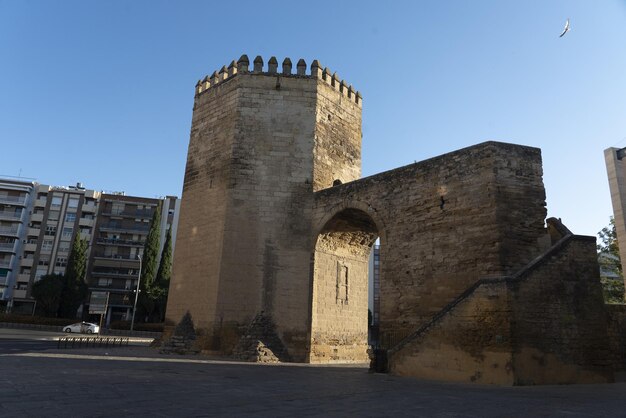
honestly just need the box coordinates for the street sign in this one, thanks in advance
[89,291,109,314]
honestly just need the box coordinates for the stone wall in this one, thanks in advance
[310,209,375,363]
[167,57,363,361]
[168,56,613,382]
[166,74,240,333]
[388,280,513,384]
[387,235,614,385]
[313,81,362,191]
[510,236,613,384]
[313,142,547,338]
[605,304,626,371]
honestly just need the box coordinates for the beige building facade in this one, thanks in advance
[0,178,35,310]
[604,147,626,294]
[10,183,100,314]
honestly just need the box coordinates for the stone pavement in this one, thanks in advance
[0,345,625,417]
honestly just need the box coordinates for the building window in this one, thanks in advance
[68,198,79,208]
[61,227,73,239]
[35,268,48,281]
[45,226,57,236]
[42,240,53,251]
[65,213,76,222]
[98,278,113,287]
[55,257,67,267]
[336,263,349,305]
[51,196,62,206]
[38,255,50,266]
[58,241,70,253]
[48,211,60,221]
[111,202,125,215]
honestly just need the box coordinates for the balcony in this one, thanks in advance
[0,195,27,206]
[12,289,27,299]
[99,224,149,234]
[27,227,40,237]
[34,199,46,207]
[102,209,153,219]
[91,270,136,279]
[0,226,19,236]
[82,203,97,213]
[96,237,144,247]
[79,218,95,227]
[0,242,16,252]
[0,276,9,286]
[92,257,139,269]
[89,283,134,293]
[93,253,138,261]
[20,258,33,268]
[0,211,22,221]
[30,213,44,222]
[0,259,12,268]
[23,243,37,252]
[17,273,30,283]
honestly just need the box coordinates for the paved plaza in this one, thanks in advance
[0,330,625,417]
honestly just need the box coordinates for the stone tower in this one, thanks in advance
[167,55,618,383]
[166,55,363,361]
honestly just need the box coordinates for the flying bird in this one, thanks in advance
[559,18,570,37]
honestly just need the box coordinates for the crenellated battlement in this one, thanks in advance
[195,55,362,106]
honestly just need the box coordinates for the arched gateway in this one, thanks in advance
[166,55,617,385]
[310,206,381,363]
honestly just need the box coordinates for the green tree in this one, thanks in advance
[138,203,162,321]
[155,227,173,288]
[152,227,173,321]
[31,274,64,317]
[597,217,625,303]
[58,234,89,318]
[141,203,162,290]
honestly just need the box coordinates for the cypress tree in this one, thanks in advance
[58,234,88,318]
[65,233,88,283]
[141,203,162,290]
[153,227,173,321]
[155,227,172,287]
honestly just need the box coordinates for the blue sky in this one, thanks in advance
[1,0,625,236]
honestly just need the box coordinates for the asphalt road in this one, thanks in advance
[0,329,625,417]
[0,329,63,354]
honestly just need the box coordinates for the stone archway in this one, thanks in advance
[309,208,379,363]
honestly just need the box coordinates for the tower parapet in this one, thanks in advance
[194,54,362,107]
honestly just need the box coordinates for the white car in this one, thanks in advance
[63,322,100,334]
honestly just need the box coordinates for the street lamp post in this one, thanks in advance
[130,254,142,333]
